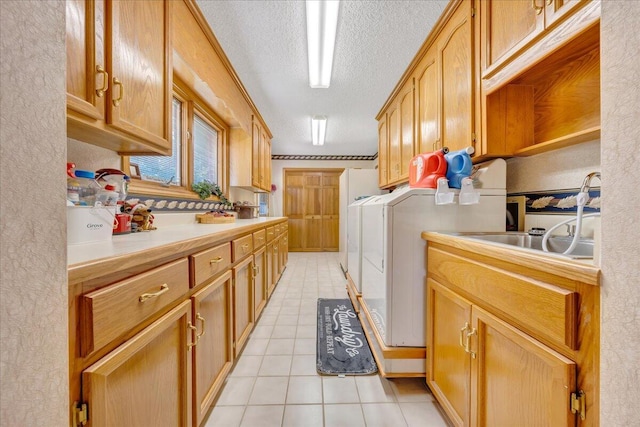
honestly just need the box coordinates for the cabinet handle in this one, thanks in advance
[210,256,223,264]
[531,0,543,15]
[546,0,553,5]
[112,77,124,107]
[138,284,169,303]
[242,243,250,253]
[253,265,260,277]
[95,65,108,97]
[465,327,477,359]
[196,313,205,340]
[459,323,468,348]
[187,321,198,349]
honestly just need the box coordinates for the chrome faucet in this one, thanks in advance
[580,172,601,194]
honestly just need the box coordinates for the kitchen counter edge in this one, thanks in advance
[68,217,288,285]
[421,231,600,286]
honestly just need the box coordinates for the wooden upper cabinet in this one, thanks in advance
[231,117,271,192]
[66,0,105,121]
[480,0,589,77]
[387,102,401,184]
[438,1,475,154]
[251,121,262,189]
[67,0,172,155]
[384,80,414,186]
[377,116,388,188]
[416,46,439,154]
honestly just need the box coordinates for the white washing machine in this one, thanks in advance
[346,196,373,293]
[360,159,506,354]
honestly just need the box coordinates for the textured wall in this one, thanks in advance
[0,1,68,425]
[506,140,601,193]
[600,2,640,425]
[68,137,121,172]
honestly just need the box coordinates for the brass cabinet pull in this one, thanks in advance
[465,327,477,359]
[196,313,205,340]
[252,265,260,277]
[112,77,124,106]
[187,321,198,349]
[210,256,223,264]
[459,323,468,348]
[138,284,169,303]
[532,0,543,15]
[547,0,553,5]
[95,65,108,97]
[242,243,249,253]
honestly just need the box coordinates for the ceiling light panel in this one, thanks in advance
[306,0,339,88]
[312,116,327,146]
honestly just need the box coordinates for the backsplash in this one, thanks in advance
[511,189,601,214]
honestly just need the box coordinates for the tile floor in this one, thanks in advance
[204,252,449,427]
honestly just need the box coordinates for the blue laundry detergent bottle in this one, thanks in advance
[444,147,474,189]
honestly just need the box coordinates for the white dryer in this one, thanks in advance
[360,159,507,372]
[346,196,373,293]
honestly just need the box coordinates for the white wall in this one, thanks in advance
[0,1,68,425]
[270,159,376,216]
[600,3,640,424]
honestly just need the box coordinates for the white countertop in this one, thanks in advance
[68,217,285,267]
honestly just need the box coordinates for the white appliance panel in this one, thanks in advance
[346,196,373,292]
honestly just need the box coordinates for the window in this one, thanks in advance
[124,79,228,199]
[130,98,183,186]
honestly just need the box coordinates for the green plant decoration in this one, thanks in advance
[191,180,229,204]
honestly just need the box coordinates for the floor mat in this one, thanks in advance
[316,298,377,375]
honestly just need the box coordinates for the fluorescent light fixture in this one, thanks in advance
[306,0,339,88]
[311,116,327,146]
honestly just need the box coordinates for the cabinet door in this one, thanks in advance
[253,247,267,319]
[387,102,401,183]
[481,0,545,75]
[399,80,415,179]
[378,116,389,187]
[262,135,272,191]
[66,0,106,121]
[232,256,254,356]
[303,173,323,251]
[266,242,275,298]
[272,236,281,283]
[427,279,472,427]
[470,306,577,427]
[251,121,262,189]
[82,300,193,427]
[416,46,439,154]
[280,231,289,268]
[107,0,171,151]
[439,0,475,153]
[191,272,233,427]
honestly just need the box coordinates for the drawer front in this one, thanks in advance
[280,222,288,233]
[265,226,275,243]
[427,247,579,350]
[191,242,231,287]
[253,229,266,249]
[80,258,189,356]
[274,224,281,235]
[232,234,254,262]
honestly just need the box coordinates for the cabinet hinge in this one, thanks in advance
[570,390,586,420]
[73,401,88,426]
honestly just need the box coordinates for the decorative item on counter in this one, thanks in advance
[196,210,236,224]
[444,146,474,189]
[234,201,259,219]
[123,202,156,231]
[96,168,132,233]
[66,163,101,206]
[409,147,448,189]
[191,180,230,205]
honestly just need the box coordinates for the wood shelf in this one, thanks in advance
[515,126,601,157]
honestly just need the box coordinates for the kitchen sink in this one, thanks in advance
[457,232,594,259]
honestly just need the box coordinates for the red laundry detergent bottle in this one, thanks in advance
[409,147,449,189]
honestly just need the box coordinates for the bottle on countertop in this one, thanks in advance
[96,184,119,207]
[67,169,99,206]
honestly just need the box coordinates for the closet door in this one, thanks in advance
[303,173,323,251]
[321,173,340,251]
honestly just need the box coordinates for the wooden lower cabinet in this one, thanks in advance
[266,241,275,298]
[279,231,288,271]
[427,279,578,426]
[253,246,267,319]
[232,255,254,356]
[81,300,193,427]
[191,271,233,427]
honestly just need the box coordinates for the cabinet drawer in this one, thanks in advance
[232,234,254,262]
[191,242,231,287]
[265,226,275,243]
[253,229,266,249]
[80,258,189,356]
[427,247,579,349]
[274,224,281,235]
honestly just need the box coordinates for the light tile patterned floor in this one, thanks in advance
[204,252,449,427]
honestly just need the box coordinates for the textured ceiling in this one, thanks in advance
[196,0,448,156]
